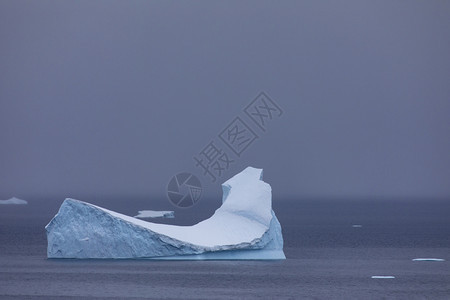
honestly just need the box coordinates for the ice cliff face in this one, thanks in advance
[46,167,285,259]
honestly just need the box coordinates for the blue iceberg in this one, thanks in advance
[45,167,285,260]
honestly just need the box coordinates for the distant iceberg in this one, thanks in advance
[412,258,445,262]
[46,167,285,260]
[0,197,28,205]
[134,210,175,219]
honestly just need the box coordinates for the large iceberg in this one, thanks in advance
[46,167,285,260]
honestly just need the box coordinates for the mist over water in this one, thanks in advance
[1,1,450,201]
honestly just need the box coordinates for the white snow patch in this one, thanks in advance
[0,197,28,205]
[134,210,174,219]
[100,167,272,248]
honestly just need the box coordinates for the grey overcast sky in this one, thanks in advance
[1,1,449,201]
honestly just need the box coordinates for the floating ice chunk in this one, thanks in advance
[371,276,395,279]
[0,197,28,205]
[46,167,285,260]
[134,210,174,219]
[412,258,445,262]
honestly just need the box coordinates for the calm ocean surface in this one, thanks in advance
[1,198,449,299]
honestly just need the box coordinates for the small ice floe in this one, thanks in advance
[0,197,28,205]
[80,237,89,242]
[352,225,362,228]
[412,258,445,262]
[371,276,395,279]
[134,210,175,219]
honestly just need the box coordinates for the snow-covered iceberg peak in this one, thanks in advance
[46,167,285,260]
[221,167,272,227]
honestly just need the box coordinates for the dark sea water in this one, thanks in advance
[1,198,449,299]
